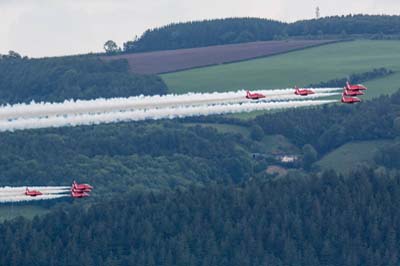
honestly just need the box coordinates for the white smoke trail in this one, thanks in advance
[0,89,341,120]
[0,186,70,196]
[0,186,70,191]
[0,194,68,203]
[0,187,70,202]
[0,99,337,132]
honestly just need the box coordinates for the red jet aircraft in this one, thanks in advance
[71,181,92,198]
[294,86,315,96]
[25,187,43,197]
[346,81,367,91]
[341,94,361,104]
[343,89,364,97]
[72,181,93,192]
[246,90,266,100]
[71,191,90,198]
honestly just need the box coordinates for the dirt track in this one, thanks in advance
[101,40,336,74]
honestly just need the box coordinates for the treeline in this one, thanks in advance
[122,15,400,53]
[1,167,400,266]
[254,90,400,156]
[288,14,400,36]
[123,18,284,52]
[183,89,400,170]
[308,67,394,88]
[0,122,253,194]
[0,52,167,104]
[187,89,400,159]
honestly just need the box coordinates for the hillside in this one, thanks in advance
[3,11,400,266]
[0,122,254,194]
[102,40,334,74]
[162,40,400,98]
[0,90,398,198]
[122,15,400,53]
[123,17,286,53]
[0,54,167,104]
[1,47,400,266]
[315,140,392,173]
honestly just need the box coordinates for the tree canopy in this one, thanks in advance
[0,56,167,104]
[1,167,400,266]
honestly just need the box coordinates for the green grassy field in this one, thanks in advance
[315,140,391,174]
[162,40,400,99]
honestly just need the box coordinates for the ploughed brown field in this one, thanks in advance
[101,40,336,74]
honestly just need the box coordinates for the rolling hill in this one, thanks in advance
[122,15,400,53]
[315,140,392,174]
[161,40,400,99]
[102,40,334,74]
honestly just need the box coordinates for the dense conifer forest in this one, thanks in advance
[1,167,400,266]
